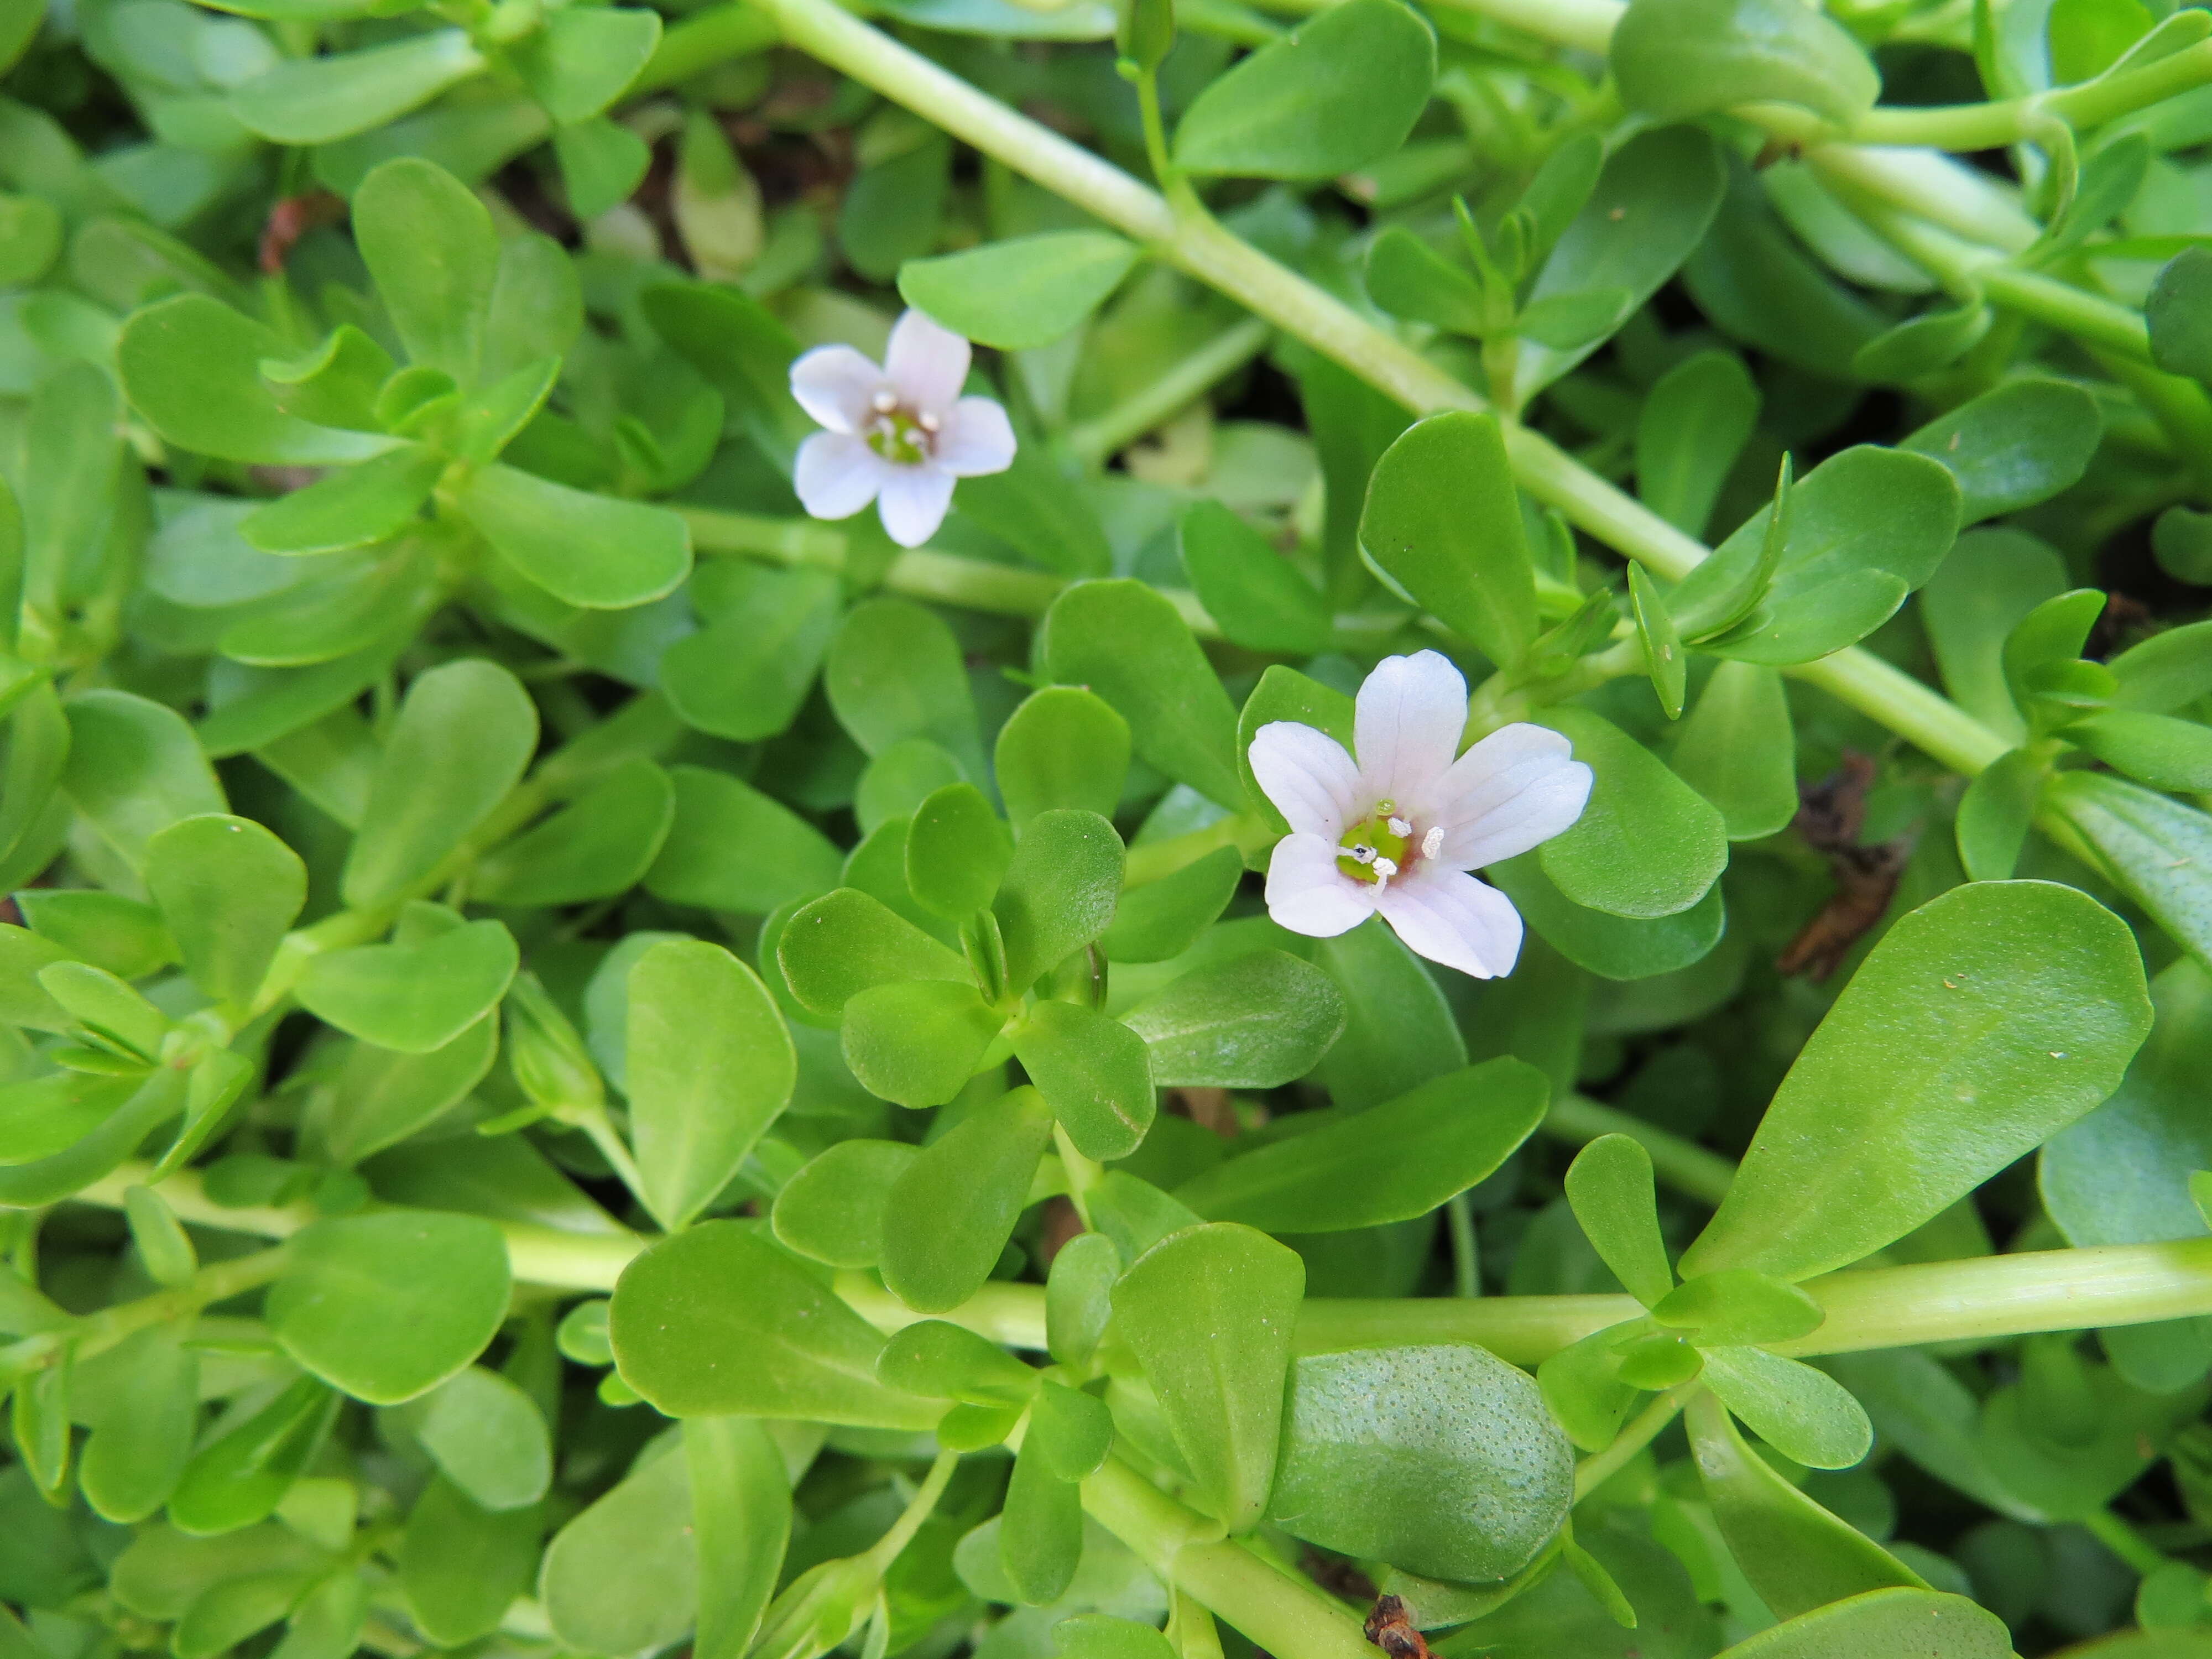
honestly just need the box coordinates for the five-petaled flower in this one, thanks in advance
[789,309,1016,549]
[1250,650,1594,979]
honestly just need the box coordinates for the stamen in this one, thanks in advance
[918,411,941,432]
[1421,826,1442,859]
[872,390,899,413]
[1349,844,1376,864]
[1387,816,1411,837]
[1372,856,1398,879]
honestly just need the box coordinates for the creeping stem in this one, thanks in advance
[65,1163,2212,1364]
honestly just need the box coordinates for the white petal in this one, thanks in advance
[1265,833,1376,938]
[1375,866,1524,979]
[794,431,890,521]
[933,397,1016,476]
[877,465,957,547]
[1248,720,1362,841]
[1355,650,1468,805]
[885,309,971,414]
[1416,722,1594,870]
[789,345,886,435]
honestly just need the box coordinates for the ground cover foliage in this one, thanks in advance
[4,0,2212,1653]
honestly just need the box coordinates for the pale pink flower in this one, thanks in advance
[1250,650,1593,979]
[788,309,1016,547]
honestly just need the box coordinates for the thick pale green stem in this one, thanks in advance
[1082,1458,1375,1659]
[65,1169,2212,1385]
[1573,1386,1691,1501]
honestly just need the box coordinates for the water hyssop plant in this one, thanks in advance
[6,0,2212,1655]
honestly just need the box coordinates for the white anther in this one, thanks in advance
[872,389,899,413]
[1348,844,1376,865]
[918,410,941,432]
[1387,816,1412,837]
[1372,856,1398,879]
[1422,826,1443,859]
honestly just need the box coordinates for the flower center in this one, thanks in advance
[1338,800,1420,887]
[864,390,938,465]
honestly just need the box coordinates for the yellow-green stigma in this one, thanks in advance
[1337,800,1411,885]
[865,392,937,465]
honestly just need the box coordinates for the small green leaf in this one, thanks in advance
[1563,1134,1672,1307]
[881,1087,1055,1312]
[995,687,1130,831]
[1955,748,2043,883]
[2149,246,2212,381]
[842,978,1004,1109]
[239,446,444,556]
[906,783,1013,921]
[296,917,519,1054]
[412,1366,551,1512]
[777,887,972,1018]
[1174,0,1434,180]
[771,1140,916,1269]
[144,815,306,1010]
[2067,708,2212,791]
[1682,881,2153,1283]
[1612,0,1879,127]
[900,232,1138,351]
[1177,1058,1545,1233]
[472,756,675,907]
[1636,351,1760,539]
[1358,412,1538,671]
[1898,378,2103,525]
[1177,500,1332,656]
[229,32,486,144]
[1627,565,1686,720]
[168,1375,339,1535]
[1268,1345,1572,1582]
[1653,1269,1823,1344]
[1364,227,1487,336]
[1719,1590,2012,1659]
[461,463,691,609]
[1112,1222,1303,1532]
[1011,999,1155,1161]
[1046,1231,1118,1373]
[628,938,795,1232]
[1042,581,1242,809]
[62,690,227,872]
[994,808,1123,994]
[539,1447,696,1657]
[1537,706,1728,919]
[1683,1390,1920,1620]
[1001,1432,1084,1604]
[508,4,659,123]
[686,1417,793,1659]
[877,1319,1037,1405]
[2048,771,2212,971]
[121,297,400,467]
[267,1212,511,1404]
[610,1221,942,1426]
[827,598,986,779]
[343,659,538,909]
[1100,846,1243,964]
[647,765,845,917]
[1122,950,1346,1088]
[1700,1347,1872,1470]
[661,565,841,743]
[1669,661,1798,842]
